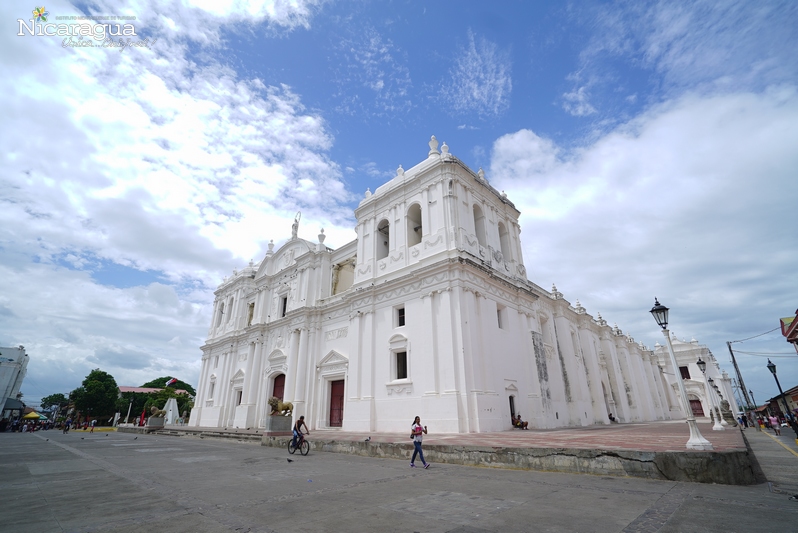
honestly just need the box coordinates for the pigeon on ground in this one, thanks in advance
[134,437,138,440]
[365,437,371,442]
[287,458,293,463]
[81,437,84,439]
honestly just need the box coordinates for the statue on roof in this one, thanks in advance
[291,211,301,239]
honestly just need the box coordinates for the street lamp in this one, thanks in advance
[697,357,723,431]
[767,359,798,441]
[649,299,713,450]
[749,389,761,431]
[708,378,728,427]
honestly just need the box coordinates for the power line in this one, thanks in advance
[729,326,780,344]
[733,350,797,355]
[733,352,798,358]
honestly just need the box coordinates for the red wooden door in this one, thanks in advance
[329,380,345,427]
[273,374,285,400]
[689,399,704,417]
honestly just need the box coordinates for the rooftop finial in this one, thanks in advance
[397,165,404,176]
[428,135,440,156]
[441,141,449,155]
[291,211,301,239]
[478,167,485,180]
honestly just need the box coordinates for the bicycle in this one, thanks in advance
[288,432,310,456]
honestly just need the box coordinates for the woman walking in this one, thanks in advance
[410,416,429,469]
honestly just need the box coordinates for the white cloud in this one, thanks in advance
[0,0,352,396]
[491,87,798,391]
[440,30,512,118]
[333,26,413,118]
[562,86,597,116]
[562,1,798,124]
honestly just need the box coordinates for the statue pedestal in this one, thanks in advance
[146,417,164,428]
[264,415,292,432]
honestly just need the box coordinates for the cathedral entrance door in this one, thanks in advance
[329,380,344,427]
[689,399,704,417]
[273,374,285,400]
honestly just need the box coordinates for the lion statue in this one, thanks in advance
[267,396,293,416]
[150,406,166,418]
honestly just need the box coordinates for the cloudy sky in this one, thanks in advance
[2,1,796,411]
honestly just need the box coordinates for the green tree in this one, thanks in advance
[40,393,68,411]
[72,369,119,418]
[140,376,196,396]
[143,387,193,415]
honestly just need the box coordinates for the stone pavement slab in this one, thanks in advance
[741,427,798,497]
[2,429,796,532]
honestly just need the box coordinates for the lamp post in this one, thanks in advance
[710,382,729,426]
[649,299,713,450]
[767,359,798,441]
[709,378,729,427]
[697,358,724,431]
[748,389,760,431]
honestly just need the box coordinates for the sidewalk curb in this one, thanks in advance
[260,436,756,485]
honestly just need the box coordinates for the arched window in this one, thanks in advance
[498,221,510,261]
[216,301,225,327]
[473,204,486,248]
[406,203,422,247]
[376,219,390,260]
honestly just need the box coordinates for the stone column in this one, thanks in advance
[247,341,263,405]
[283,330,300,410]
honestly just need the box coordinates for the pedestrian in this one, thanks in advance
[768,415,781,436]
[90,419,96,433]
[410,416,429,469]
[64,417,71,434]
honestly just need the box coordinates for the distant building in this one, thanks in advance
[653,336,739,418]
[1,345,29,418]
[780,309,798,354]
[118,386,190,396]
[190,137,679,433]
[766,384,798,419]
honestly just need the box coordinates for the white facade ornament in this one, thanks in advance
[440,142,449,156]
[397,165,404,176]
[428,135,439,155]
[551,283,563,300]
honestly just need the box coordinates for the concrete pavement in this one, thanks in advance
[2,428,797,532]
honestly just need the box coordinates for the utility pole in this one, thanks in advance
[727,342,753,409]
[731,378,746,412]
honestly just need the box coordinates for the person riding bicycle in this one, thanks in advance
[292,415,309,448]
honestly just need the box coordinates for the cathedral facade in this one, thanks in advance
[189,137,680,433]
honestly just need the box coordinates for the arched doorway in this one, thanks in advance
[272,374,285,401]
[688,395,704,417]
[509,395,516,419]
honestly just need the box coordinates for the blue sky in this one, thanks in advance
[1,0,796,412]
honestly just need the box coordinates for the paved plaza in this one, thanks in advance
[1,425,797,532]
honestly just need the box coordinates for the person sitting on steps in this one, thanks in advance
[513,414,529,430]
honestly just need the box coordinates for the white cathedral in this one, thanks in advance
[189,136,683,433]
